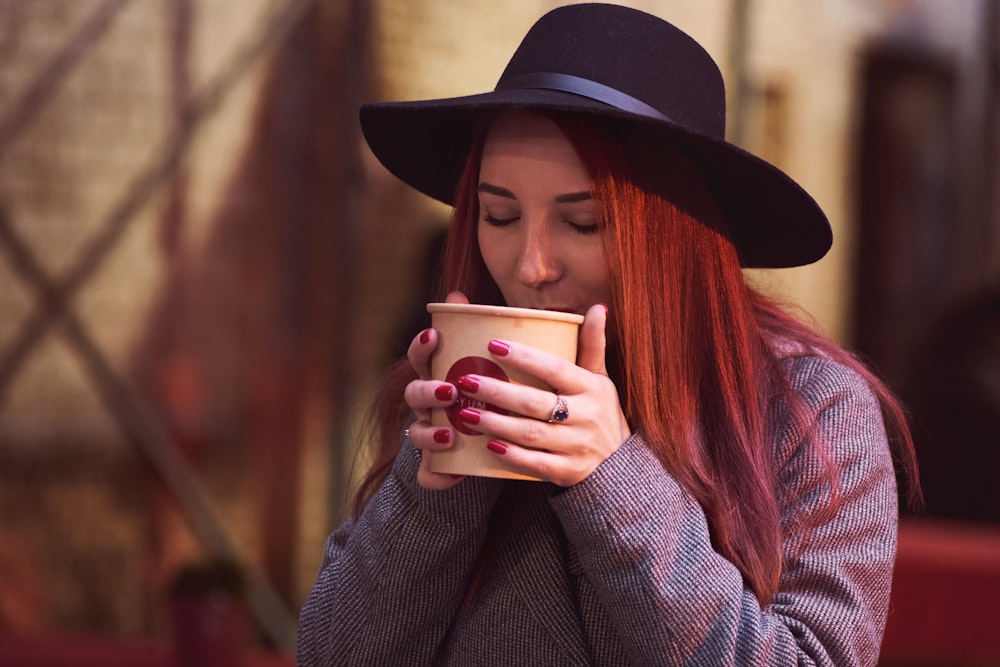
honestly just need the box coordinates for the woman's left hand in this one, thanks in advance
[455,303,631,487]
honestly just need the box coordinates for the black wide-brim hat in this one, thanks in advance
[360,2,832,268]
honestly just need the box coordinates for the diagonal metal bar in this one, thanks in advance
[0,0,316,404]
[0,194,297,648]
[0,0,320,648]
[0,0,130,161]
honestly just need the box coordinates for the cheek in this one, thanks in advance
[579,245,612,295]
[477,223,506,282]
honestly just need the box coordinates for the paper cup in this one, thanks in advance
[426,303,584,481]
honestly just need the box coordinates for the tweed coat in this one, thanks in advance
[296,347,899,666]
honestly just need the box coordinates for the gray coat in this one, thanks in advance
[296,350,899,666]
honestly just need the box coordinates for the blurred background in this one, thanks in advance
[0,0,997,665]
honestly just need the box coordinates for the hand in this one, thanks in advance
[404,290,469,490]
[452,303,631,487]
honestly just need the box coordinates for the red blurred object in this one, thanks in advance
[0,632,293,667]
[170,596,248,667]
[879,518,1000,666]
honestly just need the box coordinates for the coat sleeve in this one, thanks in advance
[549,355,899,666]
[295,442,503,666]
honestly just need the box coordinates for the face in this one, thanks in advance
[477,111,611,316]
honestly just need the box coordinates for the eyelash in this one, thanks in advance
[482,215,599,235]
[482,214,517,227]
[569,222,599,235]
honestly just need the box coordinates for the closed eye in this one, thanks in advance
[483,214,519,227]
[568,221,599,235]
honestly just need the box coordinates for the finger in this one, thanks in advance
[404,379,458,412]
[456,373,560,424]
[457,405,556,453]
[409,292,468,379]
[482,439,581,488]
[416,458,466,490]
[407,420,455,453]
[445,290,470,305]
[577,303,609,376]
[486,339,583,394]
[407,327,437,379]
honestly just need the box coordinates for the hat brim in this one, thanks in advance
[360,89,831,269]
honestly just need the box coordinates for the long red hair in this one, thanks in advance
[353,111,921,604]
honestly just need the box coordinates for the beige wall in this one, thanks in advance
[0,0,311,639]
[0,0,278,444]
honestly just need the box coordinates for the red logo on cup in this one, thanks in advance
[446,356,509,434]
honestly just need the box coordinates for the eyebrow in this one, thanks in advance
[478,182,592,204]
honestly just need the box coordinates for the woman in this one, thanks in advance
[298,4,921,665]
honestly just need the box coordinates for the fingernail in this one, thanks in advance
[450,474,465,480]
[459,408,481,424]
[487,440,508,455]
[419,329,431,344]
[456,375,479,393]
[434,385,454,401]
[433,428,451,444]
[488,340,510,357]
[600,303,608,317]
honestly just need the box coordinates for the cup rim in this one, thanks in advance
[426,302,585,324]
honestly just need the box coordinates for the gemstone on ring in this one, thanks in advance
[549,395,569,423]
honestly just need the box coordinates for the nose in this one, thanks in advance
[515,221,562,287]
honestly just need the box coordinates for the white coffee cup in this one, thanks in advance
[426,303,584,480]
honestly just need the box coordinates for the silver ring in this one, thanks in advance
[404,428,411,440]
[548,395,569,423]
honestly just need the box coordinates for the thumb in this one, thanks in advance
[577,303,609,375]
[445,290,470,305]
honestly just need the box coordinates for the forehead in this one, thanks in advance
[480,111,589,181]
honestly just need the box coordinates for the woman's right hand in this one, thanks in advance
[404,290,469,490]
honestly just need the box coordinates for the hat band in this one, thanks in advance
[499,72,670,123]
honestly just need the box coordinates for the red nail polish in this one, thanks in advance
[450,474,465,480]
[487,440,508,455]
[419,329,431,344]
[488,340,510,356]
[434,385,454,401]
[459,408,481,424]
[433,429,451,444]
[456,375,480,393]
[600,303,608,317]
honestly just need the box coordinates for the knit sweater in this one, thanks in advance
[296,352,899,666]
